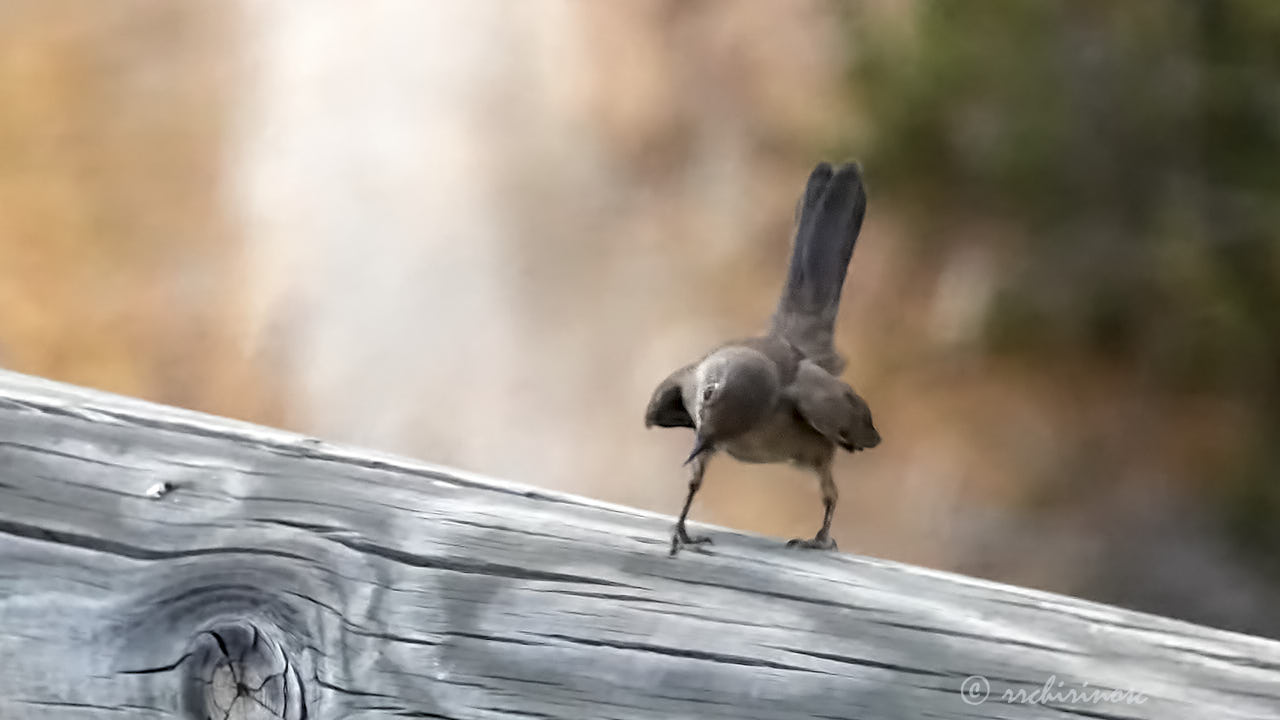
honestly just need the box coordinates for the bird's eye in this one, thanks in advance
[702,386,715,402]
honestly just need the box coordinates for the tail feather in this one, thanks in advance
[769,162,868,373]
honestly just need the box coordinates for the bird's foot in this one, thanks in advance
[786,533,838,551]
[669,525,713,557]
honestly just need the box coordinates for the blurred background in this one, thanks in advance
[2,0,1278,637]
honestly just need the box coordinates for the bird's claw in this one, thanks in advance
[669,527,714,557]
[786,534,838,551]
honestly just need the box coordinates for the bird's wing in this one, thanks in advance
[786,361,880,451]
[644,363,696,429]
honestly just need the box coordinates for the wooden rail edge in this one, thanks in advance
[0,369,1277,719]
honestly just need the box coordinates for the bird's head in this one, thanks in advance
[684,347,780,464]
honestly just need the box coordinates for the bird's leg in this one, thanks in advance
[670,454,714,557]
[787,464,839,551]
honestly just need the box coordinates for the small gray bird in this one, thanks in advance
[645,161,881,557]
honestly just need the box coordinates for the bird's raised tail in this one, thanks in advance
[768,161,868,374]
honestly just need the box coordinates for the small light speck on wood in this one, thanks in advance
[0,369,1278,719]
[144,481,173,500]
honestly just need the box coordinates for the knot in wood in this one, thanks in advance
[183,621,308,720]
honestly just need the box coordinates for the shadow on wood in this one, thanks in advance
[0,370,1278,719]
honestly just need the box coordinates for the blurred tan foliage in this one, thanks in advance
[0,0,282,423]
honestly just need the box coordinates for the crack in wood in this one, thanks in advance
[0,441,140,470]
[867,618,1085,656]
[537,632,834,675]
[0,518,316,565]
[660,574,888,615]
[772,645,953,678]
[333,536,633,588]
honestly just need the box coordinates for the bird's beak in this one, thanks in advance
[683,432,713,465]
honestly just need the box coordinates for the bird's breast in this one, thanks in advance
[721,403,832,466]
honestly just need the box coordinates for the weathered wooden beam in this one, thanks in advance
[0,369,1277,720]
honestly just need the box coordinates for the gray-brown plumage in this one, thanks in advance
[645,161,881,557]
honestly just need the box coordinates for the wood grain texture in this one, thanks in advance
[0,369,1277,720]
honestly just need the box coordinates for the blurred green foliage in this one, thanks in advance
[843,0,1280,566]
